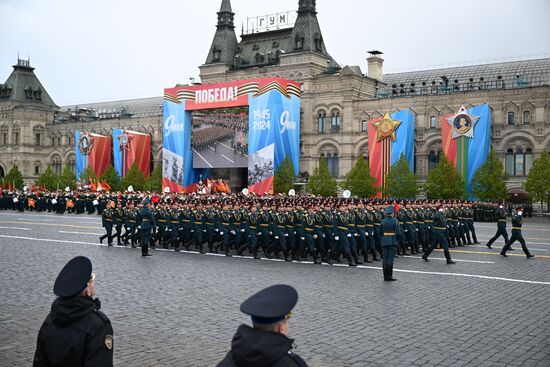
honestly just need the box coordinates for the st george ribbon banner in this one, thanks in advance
[367,109,415,197]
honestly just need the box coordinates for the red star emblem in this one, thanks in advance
[118,130,134,152]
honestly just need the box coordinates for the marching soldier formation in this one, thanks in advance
[2,188,533,273]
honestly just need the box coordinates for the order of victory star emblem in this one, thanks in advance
[373,112,401,142]
[447,105,479,139]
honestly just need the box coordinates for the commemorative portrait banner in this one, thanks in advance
[441,104,491,198]
[75,131,112,180]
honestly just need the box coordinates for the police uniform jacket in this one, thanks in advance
[217,325,307,367]
[33,296,113,367]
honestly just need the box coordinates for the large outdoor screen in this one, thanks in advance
[191,107,249,169]
[163,78,301,194]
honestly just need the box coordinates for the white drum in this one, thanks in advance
[51,199,58,205]
[13,198,19,203]
[93,200,99,206]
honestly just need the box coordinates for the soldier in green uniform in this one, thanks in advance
[501,207,534,258]
[333,203,356,267]
[486,204,509,249]
[422,205,456,264]
[113,201,125,246]
[99,200,115,246]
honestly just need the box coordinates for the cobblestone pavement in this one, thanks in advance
[1,211,549,367]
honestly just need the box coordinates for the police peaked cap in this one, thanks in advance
[53,256,93,298]
[240,284,298,325]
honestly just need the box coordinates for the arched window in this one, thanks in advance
[507,111,515,125]
[0,125,7,146]
[317,111,326,133]
[325,153,339,177]
[428,150,438,171]
[506,148,533,176]
[429,116,437,129]
[523,111,531,124]
[67,156,76,173]
[51,155,62,175]
[331,110,341,133]
[320,147,339,177]
[361,120,368,132]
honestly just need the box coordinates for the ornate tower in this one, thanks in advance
[204,0,239,65]
[289,0,331,57]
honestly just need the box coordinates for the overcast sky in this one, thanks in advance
[1,0,549,106]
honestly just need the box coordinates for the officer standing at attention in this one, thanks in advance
[501,207,535,258]
[139,198,154,257]
[33,256,113,367]
[381,206,399,281]
[217,284,307,367]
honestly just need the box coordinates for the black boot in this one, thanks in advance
[388,265,397,281]
[353,252,363,265]
[422,247,433,262]
[99,234,106,244]
[347,253,357,267]
[383,264,388,281]
[444,249,456,264]
[283,249,292,262]
[313,252,321,264]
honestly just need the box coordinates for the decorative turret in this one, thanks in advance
[204,0,239,65]
[289,0,332,60]
[0,58,57,107]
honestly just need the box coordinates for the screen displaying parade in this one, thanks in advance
[1,0,549,366]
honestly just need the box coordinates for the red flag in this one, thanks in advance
[8,181,12,191]
[102,180,111,191]
[90,179,97,191]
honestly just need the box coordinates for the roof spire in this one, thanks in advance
[298,0,316,14]
[219,0,232,13]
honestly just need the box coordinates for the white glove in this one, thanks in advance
[230,230,236,235]
[203,229,207,233]
[191,230,195,233]
[269,231,273,235]
[137,226,141,230]
[347,233,352,238]
[322,234,326,238]
[220,232,224,235]
[179,228,183,231]
[300,237,305,241]
[416,229,419,232]
[365,232,369,237]
[240,229,245,232]
[214,228,219,232]
[257,232,262,236]
[404,230,408,232]
[354,233,359,237]
[274,236,279,239]
[284,233,289,237]
[335,236,340,241]
[313,234,318,239]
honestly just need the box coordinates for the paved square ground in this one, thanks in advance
[1,211,549,366]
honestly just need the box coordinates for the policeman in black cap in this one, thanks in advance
[217,284,307,367]
[33,256,113,367]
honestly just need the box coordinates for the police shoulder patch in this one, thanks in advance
[105,335,113,350]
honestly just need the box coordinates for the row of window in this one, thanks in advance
[317,110,341,133]
[0,132,20,146]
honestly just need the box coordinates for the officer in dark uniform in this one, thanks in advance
[381,206,399,281]
[501,207,535,258]
[486,205,509,249]
[33,256,113,367]
[138,198,154,257]
[217,284,307,367]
